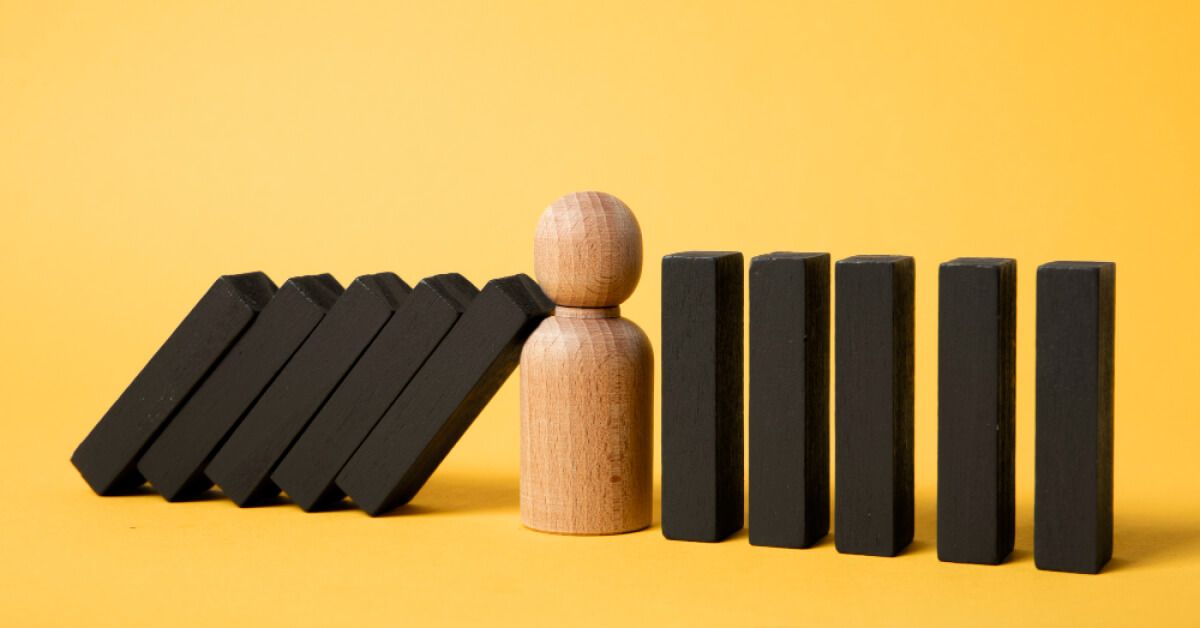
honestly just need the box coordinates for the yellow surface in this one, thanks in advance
[2,1,1198,625]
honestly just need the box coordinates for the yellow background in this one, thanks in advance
[2,1,1198,625]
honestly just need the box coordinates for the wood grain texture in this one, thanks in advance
[1035,261,1115,574]
[71,272,277,495]
[137,274,342,501]
[336,274,553,516]
[520,307,654,534]
[271,274,476,511]
[834,255,914,557]
[749,252,830,549]
[937,258,1016,565]
[205,273,411,507]
[661,251,745,542]
[533,191,642,308]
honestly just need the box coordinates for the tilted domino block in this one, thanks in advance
[272,274,477,511]
[661,252,745,543]
[71,272,276,495]
[206,273,411,506]
[938,258,1016,565]
[749,252,830,549]
[835,255,914,557]
[1035,261,1114,574]
[336,274,552,516]
[137,275,343,501]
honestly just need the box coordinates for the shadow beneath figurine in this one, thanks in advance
[1110,517,1200,571]
[376,470,520,517]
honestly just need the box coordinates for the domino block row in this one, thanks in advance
[71,271,553,515]
[661,252,1114,574]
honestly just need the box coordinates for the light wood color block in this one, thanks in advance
[520,191,653,535]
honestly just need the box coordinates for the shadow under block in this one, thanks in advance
[834,255,914,557]
[70,272,277,495]
[272,274,478,511]
[749,252,830,549]
[205,273,412,506]
[137,275,343,501]
[661,252,745,542]
[1035,261,1115,574]
[937,258,1016,565]
[335,274,553,516]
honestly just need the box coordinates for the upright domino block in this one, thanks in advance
[1035,261,1115,574]
[206,273,411,506]
[662,251,745,542]
[273,274,477,511]
[749,252,830,549]
[71,272,277,495]
[138,275,343,501]
[336,274,553,516]
[835,255,914,557]
[938,258,1016,564]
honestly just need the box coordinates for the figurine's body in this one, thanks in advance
[520,192,653,535]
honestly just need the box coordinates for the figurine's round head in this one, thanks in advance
[534,191,643,307]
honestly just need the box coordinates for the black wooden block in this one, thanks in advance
[749,252,829,549]
[834,255,914,557]
[335,274,553,516]
[272,274,478,511]
[205,273,412,506]
[137,274,343,501]
[938,258,1016,564]
[1035,261,1115,574]
[661,251,745,542]
[70,272,277,495]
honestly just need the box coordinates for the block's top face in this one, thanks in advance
[752,251,829,264]
[838,255,913,267]
[217,272,278,310]
[352,273,412,308]
[489,274,556,316]
[282,274,344,310]
[534,191,642,307]
[663,251,743,263]
[1039,261,1116,275]
[942,257,1015,270]
[420,273,479,313]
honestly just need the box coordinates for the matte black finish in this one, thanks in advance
[273,274,478,511]
[938,258,1016,564]
[1035,261,1115,574]
[834,255,914,557]
[137,275,343,501]
[206,273,412,506]
[70,273,277,495]
[661,251,745,542]
[336,274,552,516]
[749,252,830,549]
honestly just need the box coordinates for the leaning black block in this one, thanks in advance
[1035,261,1115,574]
[272,274,478,511]
[335,274,553,516]
[749,252,830,549]
[70,272,277,495]
[205,273,412,506]
[661,251,745,543]
[137,275,343,501]
[938,258,1016,565]
[834,255,914,557]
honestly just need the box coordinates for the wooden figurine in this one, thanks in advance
[520,191,654,535]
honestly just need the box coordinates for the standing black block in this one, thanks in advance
[835,255,914,557]
[938,258,1016,564]
[1035,261,1115,574]
[137,275,343,501]
[749,252,830,549]
[205,273,412,506]
[70,273,277,495]
[661,251,744,542]
[272,274,478,511]
[335,274,553,516]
